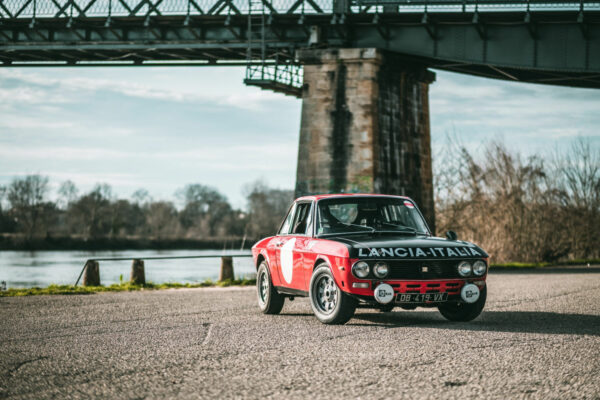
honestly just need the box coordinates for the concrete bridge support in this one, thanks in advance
[295,48,437,232]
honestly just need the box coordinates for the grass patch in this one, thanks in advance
[0,278,256,297]
[490,259,600,268]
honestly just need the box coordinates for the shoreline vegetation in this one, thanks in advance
[0,279,257,297]
[0,234,253,251]
[1,261,598,297]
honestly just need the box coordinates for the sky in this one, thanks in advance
[0,66,599,209]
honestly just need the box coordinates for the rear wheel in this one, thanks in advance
[257,261,284,314]
[309,264,357,325]
[438,286,486,322]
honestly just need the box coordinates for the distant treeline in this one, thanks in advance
[0,138,598,262]
[0,179,293,250]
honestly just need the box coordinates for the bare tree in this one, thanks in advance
[435,138,599,263]
[146,201,180,239]
[57,180,79,210]
[554,138,600,210]
[176,184,231,237]
[7,175,50,240]
[0,185,6,208]
[68,184,113,239]
[132,188,152,206]
[244,180,293,239]
[552,138,600,259]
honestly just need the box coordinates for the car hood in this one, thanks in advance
[326,234,488,259]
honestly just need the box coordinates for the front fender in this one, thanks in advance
[313,254,352,294]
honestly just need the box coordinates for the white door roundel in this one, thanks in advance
[280,238,296,284]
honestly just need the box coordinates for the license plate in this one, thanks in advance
[396,293,448,303]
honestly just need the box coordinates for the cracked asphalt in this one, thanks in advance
[1,267,599,399]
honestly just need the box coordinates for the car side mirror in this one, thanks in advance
[445,230,457,241]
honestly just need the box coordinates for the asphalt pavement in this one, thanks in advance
[1,267,599,399]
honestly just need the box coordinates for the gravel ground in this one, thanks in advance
[1,268,599,399]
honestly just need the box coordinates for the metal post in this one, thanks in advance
[83,260,101,286]
[29,0,36,28]
[130,259,146,285]
[105,0,112,27]
[219,256,234,281]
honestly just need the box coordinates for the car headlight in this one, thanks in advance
[473,260,487,276]
[352,261,370,278]
[373,262,389,278]
[457,261,472,277]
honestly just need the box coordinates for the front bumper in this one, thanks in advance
[346,278,486,304]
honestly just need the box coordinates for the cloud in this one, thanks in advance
[0,116,76,130]
[0,86,70,105]
[1,66,597,208]
[0,145,131,160]
[0,142,296,171]
[430,70,600,146]
[0,69,289,111]
[432,78,508,100]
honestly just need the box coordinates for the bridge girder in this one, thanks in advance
[1,1,600,88]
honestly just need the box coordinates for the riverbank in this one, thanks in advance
[0,278,257,297]
[0,234,255,251]
[3,264,599,297]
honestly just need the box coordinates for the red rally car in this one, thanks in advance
[251,194,488,325]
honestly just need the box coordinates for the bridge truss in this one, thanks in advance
[1,0,599,93]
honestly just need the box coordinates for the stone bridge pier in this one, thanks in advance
[295,48,437,233]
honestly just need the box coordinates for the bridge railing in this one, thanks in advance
[74,253,254,286]
[0,0,331,18]
[1,0,598,19]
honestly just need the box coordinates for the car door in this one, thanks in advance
[277,201,313,292]
[266,202,296,287]
[288,201,314,292]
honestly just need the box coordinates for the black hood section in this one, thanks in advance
[326,235,489,259]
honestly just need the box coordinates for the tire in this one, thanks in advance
[309,264,357,325]
[256,261,284,314]
[438,285,487,322]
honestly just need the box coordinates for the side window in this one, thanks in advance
[278,203,296,235]
[291,203,311,235]
[305,202,314,236]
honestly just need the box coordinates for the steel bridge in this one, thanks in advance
[0,0,599,94]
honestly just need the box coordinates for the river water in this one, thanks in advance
[0,250,256,288]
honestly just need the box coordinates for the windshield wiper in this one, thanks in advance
[380,222,417,233]
[341,223,376,233]
[316,223,376,238]
[318,231,373,238]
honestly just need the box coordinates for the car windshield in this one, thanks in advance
[315,197,429,237]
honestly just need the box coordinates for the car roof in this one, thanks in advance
[295,193,412,202]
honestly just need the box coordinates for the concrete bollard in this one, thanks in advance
[219,256,234,281]
[83,260,100,286]
[130,259,145,285]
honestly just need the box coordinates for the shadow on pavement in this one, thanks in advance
[351,310,600,336]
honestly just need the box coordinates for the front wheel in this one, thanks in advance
[257,262,284,314]
[438,285,487,322]
[309,264,357,325]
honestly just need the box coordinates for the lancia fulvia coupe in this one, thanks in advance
[252,194,488,325]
